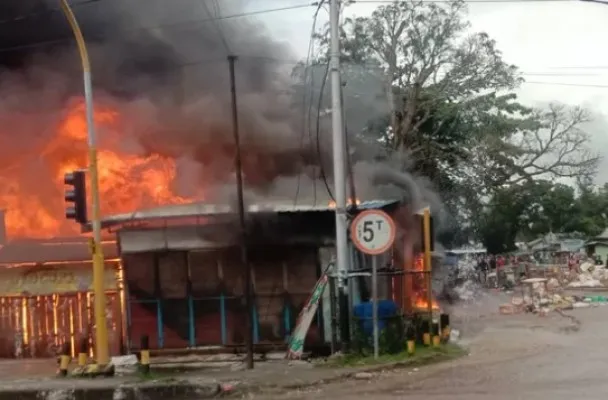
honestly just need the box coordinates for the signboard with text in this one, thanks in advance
[350,209,396,255]
[0,264,117,296]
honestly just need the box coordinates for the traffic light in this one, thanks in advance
[64,170,88,224]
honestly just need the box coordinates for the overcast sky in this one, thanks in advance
[244,0,608,183]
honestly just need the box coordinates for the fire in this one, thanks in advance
[328,198,361,208]
[411,254,440,311]
[414,296,440,311]
[0,98,194,238]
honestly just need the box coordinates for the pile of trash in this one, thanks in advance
[500,277,608,316]
[567,261,608,288]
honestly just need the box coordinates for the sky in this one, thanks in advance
[242,0,608,184]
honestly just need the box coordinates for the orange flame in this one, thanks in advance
[414,297,440,311]
[411,254,440,311]
[0,98,196,238]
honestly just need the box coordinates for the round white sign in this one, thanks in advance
[350,210,396,255]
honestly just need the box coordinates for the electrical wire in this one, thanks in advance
[524,81,608,88]
[0,0,98,25]
[316,62,335,202]
[150,54,608,92]
[0,2,318,54]
[294,1,325,208]
[199,0,232,54]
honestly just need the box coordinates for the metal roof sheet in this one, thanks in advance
[0,238,119,265]
[91,199,401,231]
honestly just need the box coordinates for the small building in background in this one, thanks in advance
[586,228,608,261]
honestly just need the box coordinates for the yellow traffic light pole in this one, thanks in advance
[59,0,110,370]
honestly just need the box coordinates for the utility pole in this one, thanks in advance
[228,55,254,369]
[329,0,350,350]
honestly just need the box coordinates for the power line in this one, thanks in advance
[0,0,98,25]
[550,65,608,70]
[316,62,335,202]
[199,0,231,54]
[0,2,317,54]
[524,81,608,88]
[295,1,325,207]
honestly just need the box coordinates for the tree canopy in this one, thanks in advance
[292,0,602,250]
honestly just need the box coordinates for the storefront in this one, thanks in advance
[0,238,123,358]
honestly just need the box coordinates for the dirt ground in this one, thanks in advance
[254,291,607,400]
[0,290,604,400]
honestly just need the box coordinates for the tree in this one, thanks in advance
[474,104,600,188]
[293,0,600,246]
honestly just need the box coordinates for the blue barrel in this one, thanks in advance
[353,300,399,336]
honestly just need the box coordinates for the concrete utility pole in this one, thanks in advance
[329,0,350,349]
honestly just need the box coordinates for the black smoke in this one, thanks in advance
[0,0,442,218]
[0,0,326,200]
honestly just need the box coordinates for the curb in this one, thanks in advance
[226,349,467,396]
[0,382,223,400]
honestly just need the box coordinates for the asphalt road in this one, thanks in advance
[265,300,607,400]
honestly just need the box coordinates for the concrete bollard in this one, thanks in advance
[78,337,88,367]
[421,320,431,346]
[406,325,416,355]
[139,335,150,375]
[58,342,71,377]
[432,323,441,348]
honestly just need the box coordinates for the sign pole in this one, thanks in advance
[371,255,379,359]
[350,209,396,360]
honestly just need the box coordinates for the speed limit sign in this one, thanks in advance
[350,209,396,255]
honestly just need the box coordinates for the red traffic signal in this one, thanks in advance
[64,170,88,225]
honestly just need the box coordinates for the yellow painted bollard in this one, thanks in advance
[422,320,431,346]
[58,342,71,377]
[406,339,416,355]
[78,337,88,367]
[432,323,441,348]
[139,335,151,375]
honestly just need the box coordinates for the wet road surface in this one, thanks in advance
[263,304,606,400]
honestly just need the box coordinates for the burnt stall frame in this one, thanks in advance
[121,211,336,353]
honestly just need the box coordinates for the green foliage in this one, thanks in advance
[291,0,601,247]
[477,181,608,252]
[351,315,405,356]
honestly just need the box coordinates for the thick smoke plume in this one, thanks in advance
[0,0,444,237]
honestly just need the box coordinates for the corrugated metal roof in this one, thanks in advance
[92,199,400,231]
[0,238,119,265]
[596,228,608,240]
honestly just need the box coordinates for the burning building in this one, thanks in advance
[92,200,400,352]
[0,214,123,358]
[0,0,444,357]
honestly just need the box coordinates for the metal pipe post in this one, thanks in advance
[59,0,109,367]
[329,0,350,350]
[227,55,254,369]
[371,256,379,359]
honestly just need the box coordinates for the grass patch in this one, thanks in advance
[319,343,466,368]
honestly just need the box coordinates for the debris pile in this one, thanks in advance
[500,276,608,316]
[567,262,608,288]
